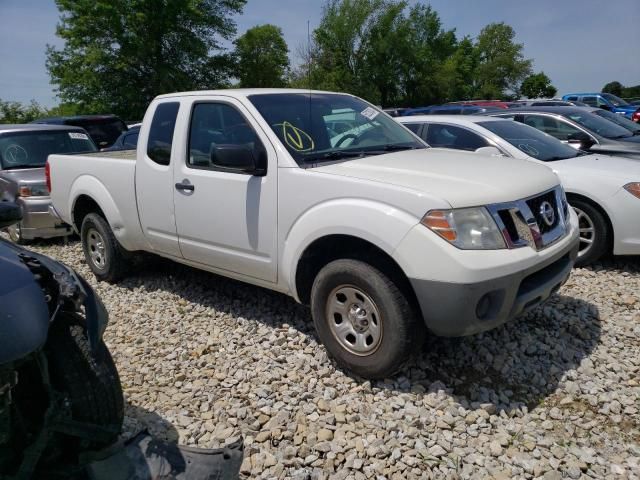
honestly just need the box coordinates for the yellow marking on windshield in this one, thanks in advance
[281,121,315,152]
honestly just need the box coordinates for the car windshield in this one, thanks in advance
[593,109,640,134]
[564,111,632,139]
[248,93,425,166]
[0,130,97,170]
[478,120,582,161]
[601,93,629,107]
[69,118,128,148]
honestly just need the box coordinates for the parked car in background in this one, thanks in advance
[510,99,589,107]
[32,114,128,149]
[562,93,640,122]
[397,115,640,265]
[446,100,515,109]
[586,107,640,135]
[402,104,502,116]
[487,107,640,159]
[47,89,578,379]
[0,124,97,243]
[104,125,141,151]
[382,107,408,117]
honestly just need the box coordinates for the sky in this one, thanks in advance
[0,0,638,107]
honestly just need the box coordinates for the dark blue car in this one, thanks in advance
[562,93,640,122]
[401,104,501,116]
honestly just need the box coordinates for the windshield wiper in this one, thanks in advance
[302,150,365,165]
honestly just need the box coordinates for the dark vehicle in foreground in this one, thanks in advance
[487,106,640,159]
[562,93,640,122]
[32,115,128,149]
[0,202,123,477]
[104,125,141,151]
[0,124,97,243]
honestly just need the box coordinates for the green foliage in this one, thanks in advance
[520,72,557,99]
[474,23,532,99]
[602,81,640,99]
[302,2,533,107]
[46,0,246,119]
[234,24,290,87]
[0,99,49,124]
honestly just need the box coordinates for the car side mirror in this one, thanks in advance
[475,146,503,156]
[0,202,22,229]
[567,131,595,150]
[210,144,267,176]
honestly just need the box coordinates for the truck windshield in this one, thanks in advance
[564,111,632,139]
[0,131,97,170]
[248,93,425,166]
[478,120,583,161]
[601,93,629,107]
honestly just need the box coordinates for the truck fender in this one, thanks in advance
[68,176,137,251]
[281,198,419,301]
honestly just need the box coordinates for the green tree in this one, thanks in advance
[602,81,623,96]
[520,72,557,98]
[475,22,532,99]
[0,99,49,124]
[234,25,290,87]
[46,0,246,119]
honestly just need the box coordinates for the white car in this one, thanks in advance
[397,115,640,265]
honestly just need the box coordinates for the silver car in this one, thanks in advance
[0,124,97,243]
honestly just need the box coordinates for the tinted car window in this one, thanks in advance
[123,131,139,148]
[593,109,640,134]
[147,102,180,166]
[0,130,96,170]
[403,123,422,134]
[187,102,263,172]
[425,124,488,151]
[68,118,127,148]
[479,120,581,161]
[567,96,578,101]
[581,96,598,107]
[521,115,582,141]
[601,93,629,107]
[564,111,632,139]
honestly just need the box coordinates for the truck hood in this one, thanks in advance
[313,148,559,208]
[0,167,45,185]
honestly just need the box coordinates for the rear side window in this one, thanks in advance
[425,124,489,151]
[567,96,578,101]
[147,102,179,165]
[581,96,598,107]
[403,123,422,134]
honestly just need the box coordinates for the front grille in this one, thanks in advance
[526,190,559,234]
[487,186,567,251]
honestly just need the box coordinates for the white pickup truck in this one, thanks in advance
[48,89,579,379]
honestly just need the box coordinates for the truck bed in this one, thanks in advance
[84,150,137,161]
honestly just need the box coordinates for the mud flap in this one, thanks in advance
[84,431,243,480]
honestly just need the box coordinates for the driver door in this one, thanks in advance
[172,97,278,283]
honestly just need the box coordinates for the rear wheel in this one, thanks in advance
[310,259,423,379]
[81,213,129,282]
[570,198,610,267]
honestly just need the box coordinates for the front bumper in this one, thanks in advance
[16,197,72,240]
[409,239,578,336]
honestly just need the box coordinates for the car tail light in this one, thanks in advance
[633,111,640,123]
[45,160,51,193]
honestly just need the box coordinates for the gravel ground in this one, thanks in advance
[16,236,640,479]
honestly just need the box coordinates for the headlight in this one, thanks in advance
[18,184,49,197]
[623,182,640,199]
[421,207,506,250]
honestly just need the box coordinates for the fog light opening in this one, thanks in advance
[476,294,492,320]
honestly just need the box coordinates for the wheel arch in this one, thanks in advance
[566,192,614,247]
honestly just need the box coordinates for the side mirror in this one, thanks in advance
[0,202,22,229]
[210,144,267,176]
[567,131,596,150]
[475,146,503,156]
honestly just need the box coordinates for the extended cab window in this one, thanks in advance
[187,102,263,173]
[147,102,179,166]
[425,124,488,151]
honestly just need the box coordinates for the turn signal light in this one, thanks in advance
[421,211,457,242]
[624,182,640,199]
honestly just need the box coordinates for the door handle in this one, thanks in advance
[175,181,194,192]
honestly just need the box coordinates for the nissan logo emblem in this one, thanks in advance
[539,201,555,227]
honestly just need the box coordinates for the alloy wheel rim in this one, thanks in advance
[8,225,21,242]
[573,207,595,258]
[86,228,107,269]
[326,285,383,356]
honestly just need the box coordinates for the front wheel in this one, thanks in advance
[570,199,610,267]
[310,259,424,379]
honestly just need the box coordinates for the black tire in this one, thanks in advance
[81,213,129,282]
[46,313,124,448]
[570,198,610,267]
[310,259,423,379]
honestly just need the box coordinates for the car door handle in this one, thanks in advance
[175,182,194,192]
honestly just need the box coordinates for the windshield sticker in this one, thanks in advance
[281,121,315,152]
[360,106,379,120]
[69,132,89,140]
